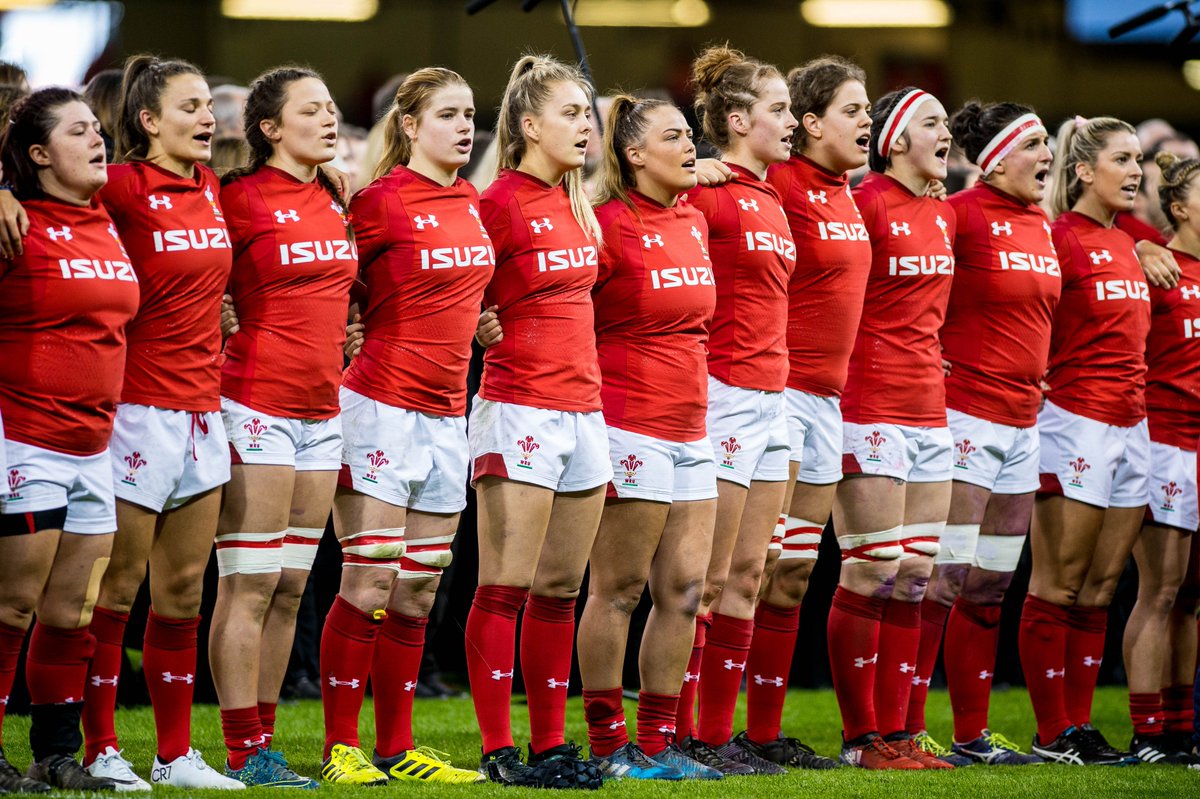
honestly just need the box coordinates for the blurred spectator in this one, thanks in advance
[0,60,28,91]
[335,123,369,193]
[209,135,248,175]
[211,83,248,139]
[83,69,123,161]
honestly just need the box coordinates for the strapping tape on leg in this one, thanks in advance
[838,525,903,564]
[933,523,979,565]
[973,533,1026,572]
[779,517,822,560]
[340,527,406,569]
[215,530,285,576]
[280,526,324,571]
[768,515,785,553]
[397,533,455,579]
[897,521,945,560]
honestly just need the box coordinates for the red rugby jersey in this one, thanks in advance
[1146,249,1200,449]
[100,162,230,412]
[478,169,601,412]
[342,166,494,417]
[943,183,1061,427]
[843,172,955,425]
[692,163,794,392]
[593,191,716,441]
[220,167,357,419]
[1046,211,1150,427]
[1115,211,1167,247]
[767,155,871,397]
[0,198,139,455]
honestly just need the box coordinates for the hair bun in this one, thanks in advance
[692,44,745,91]
[1156,149,1183,174]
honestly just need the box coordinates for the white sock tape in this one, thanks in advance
[973,533,1025,572]
[838,525,903,564]
[934,523,979,565]
[214,530,285,576]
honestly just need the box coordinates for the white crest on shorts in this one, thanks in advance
[274,209,300,224]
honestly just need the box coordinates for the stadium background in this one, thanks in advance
[0,0,1189,706]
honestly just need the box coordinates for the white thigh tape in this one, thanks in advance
[934,523,980,565]
[780,517,823,561]
[838,525,903,564]
[897,521,945,560]
[214,530,285,576]
[973,533,1026,572]
[768,514,786,553]
[340,527,407,569]
[403,532,458,575]
[280,526,324,571]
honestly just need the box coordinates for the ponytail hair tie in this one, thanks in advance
[1074,115,1089,130]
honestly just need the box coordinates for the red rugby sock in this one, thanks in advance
[465,584,527,754]
[874,598,920,737]
[906,598,949,735]
[745,601,800,744]
[1018,594,1072,743]
[827,587,885,742]
[945,597,1002,742]
[82,607,126,763]
[521,594,576,755]
[143,611,200,762]
[372,612,427,757]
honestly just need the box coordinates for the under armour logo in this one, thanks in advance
[243,736,265,749]
[991,221,1012,236]
[1181,284,1200,300]
[90,675,118,687]
[738,198,759,212]
[642,234,663,248]
[1045,668,1065,679]
[274,209,300,223]
[978,670,994,680]
[413,214,438,230]
[723,659,746,671]
[148,195,173,210]
[1146,715,1157,724]
[1089,249,1112,265]
[0,696,6,706]
[328,676,361,688]
[753,674,784,687]
[404,680,417,692]
[161,672,194,684]
[854,654,878,669]
[1082,655,1102,667]
[608,720,626,731]
[491,669,513,681]
[683,671,700,683]
[530,218,553,234]
[912,676,931,687]
[658,725,676,735]
[899,662,916,674]
[546,678,569,688]
[47,226,72,241]
[807,190,827,204]
[890,221,910,237]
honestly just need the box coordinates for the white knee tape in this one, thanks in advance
[933,523,979,565]
[973,533,1026,572]
[780,517,822,560]
[280,526,324,571]
[838,525,903,564]
[768,514,786,553]
[898,521,945,560]
[214,530,285,576]
[340,527,407,569]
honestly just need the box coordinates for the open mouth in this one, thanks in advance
[322,132,338,145]
[682,157,696,171]
[1034,167,1049,186]
[574,137,588,153]
[89,152,105,166]
[856,133,870,151]
[455,137,472,153]
[193,132,212,146]
[934,145,949,160]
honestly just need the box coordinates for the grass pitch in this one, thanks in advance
[2,686,1196,797]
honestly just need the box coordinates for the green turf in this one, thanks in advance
[2,686,1196,796]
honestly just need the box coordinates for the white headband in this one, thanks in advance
[976,113,1046,176]
[877,89,932,157]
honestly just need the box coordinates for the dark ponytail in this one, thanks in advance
[113,53,204,163]
[0,88,86,200]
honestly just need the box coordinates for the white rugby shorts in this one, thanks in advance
[109,404,230,512]
[946,408,1040,495]
[707,377,790,488]
[605,425,718,503]
[222,397,343,471]
[468,399,611,492]
[842,422,953,483]
[339,387,468,514]
[1037,400,1150,509]
[1,439,116,534]
[1146,440,1198,531]
[784,388,843,484]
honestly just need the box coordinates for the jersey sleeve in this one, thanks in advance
[218,180,253,259]
[479,192,514,263]
[349,182,394,272]
[594,208,625,289]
